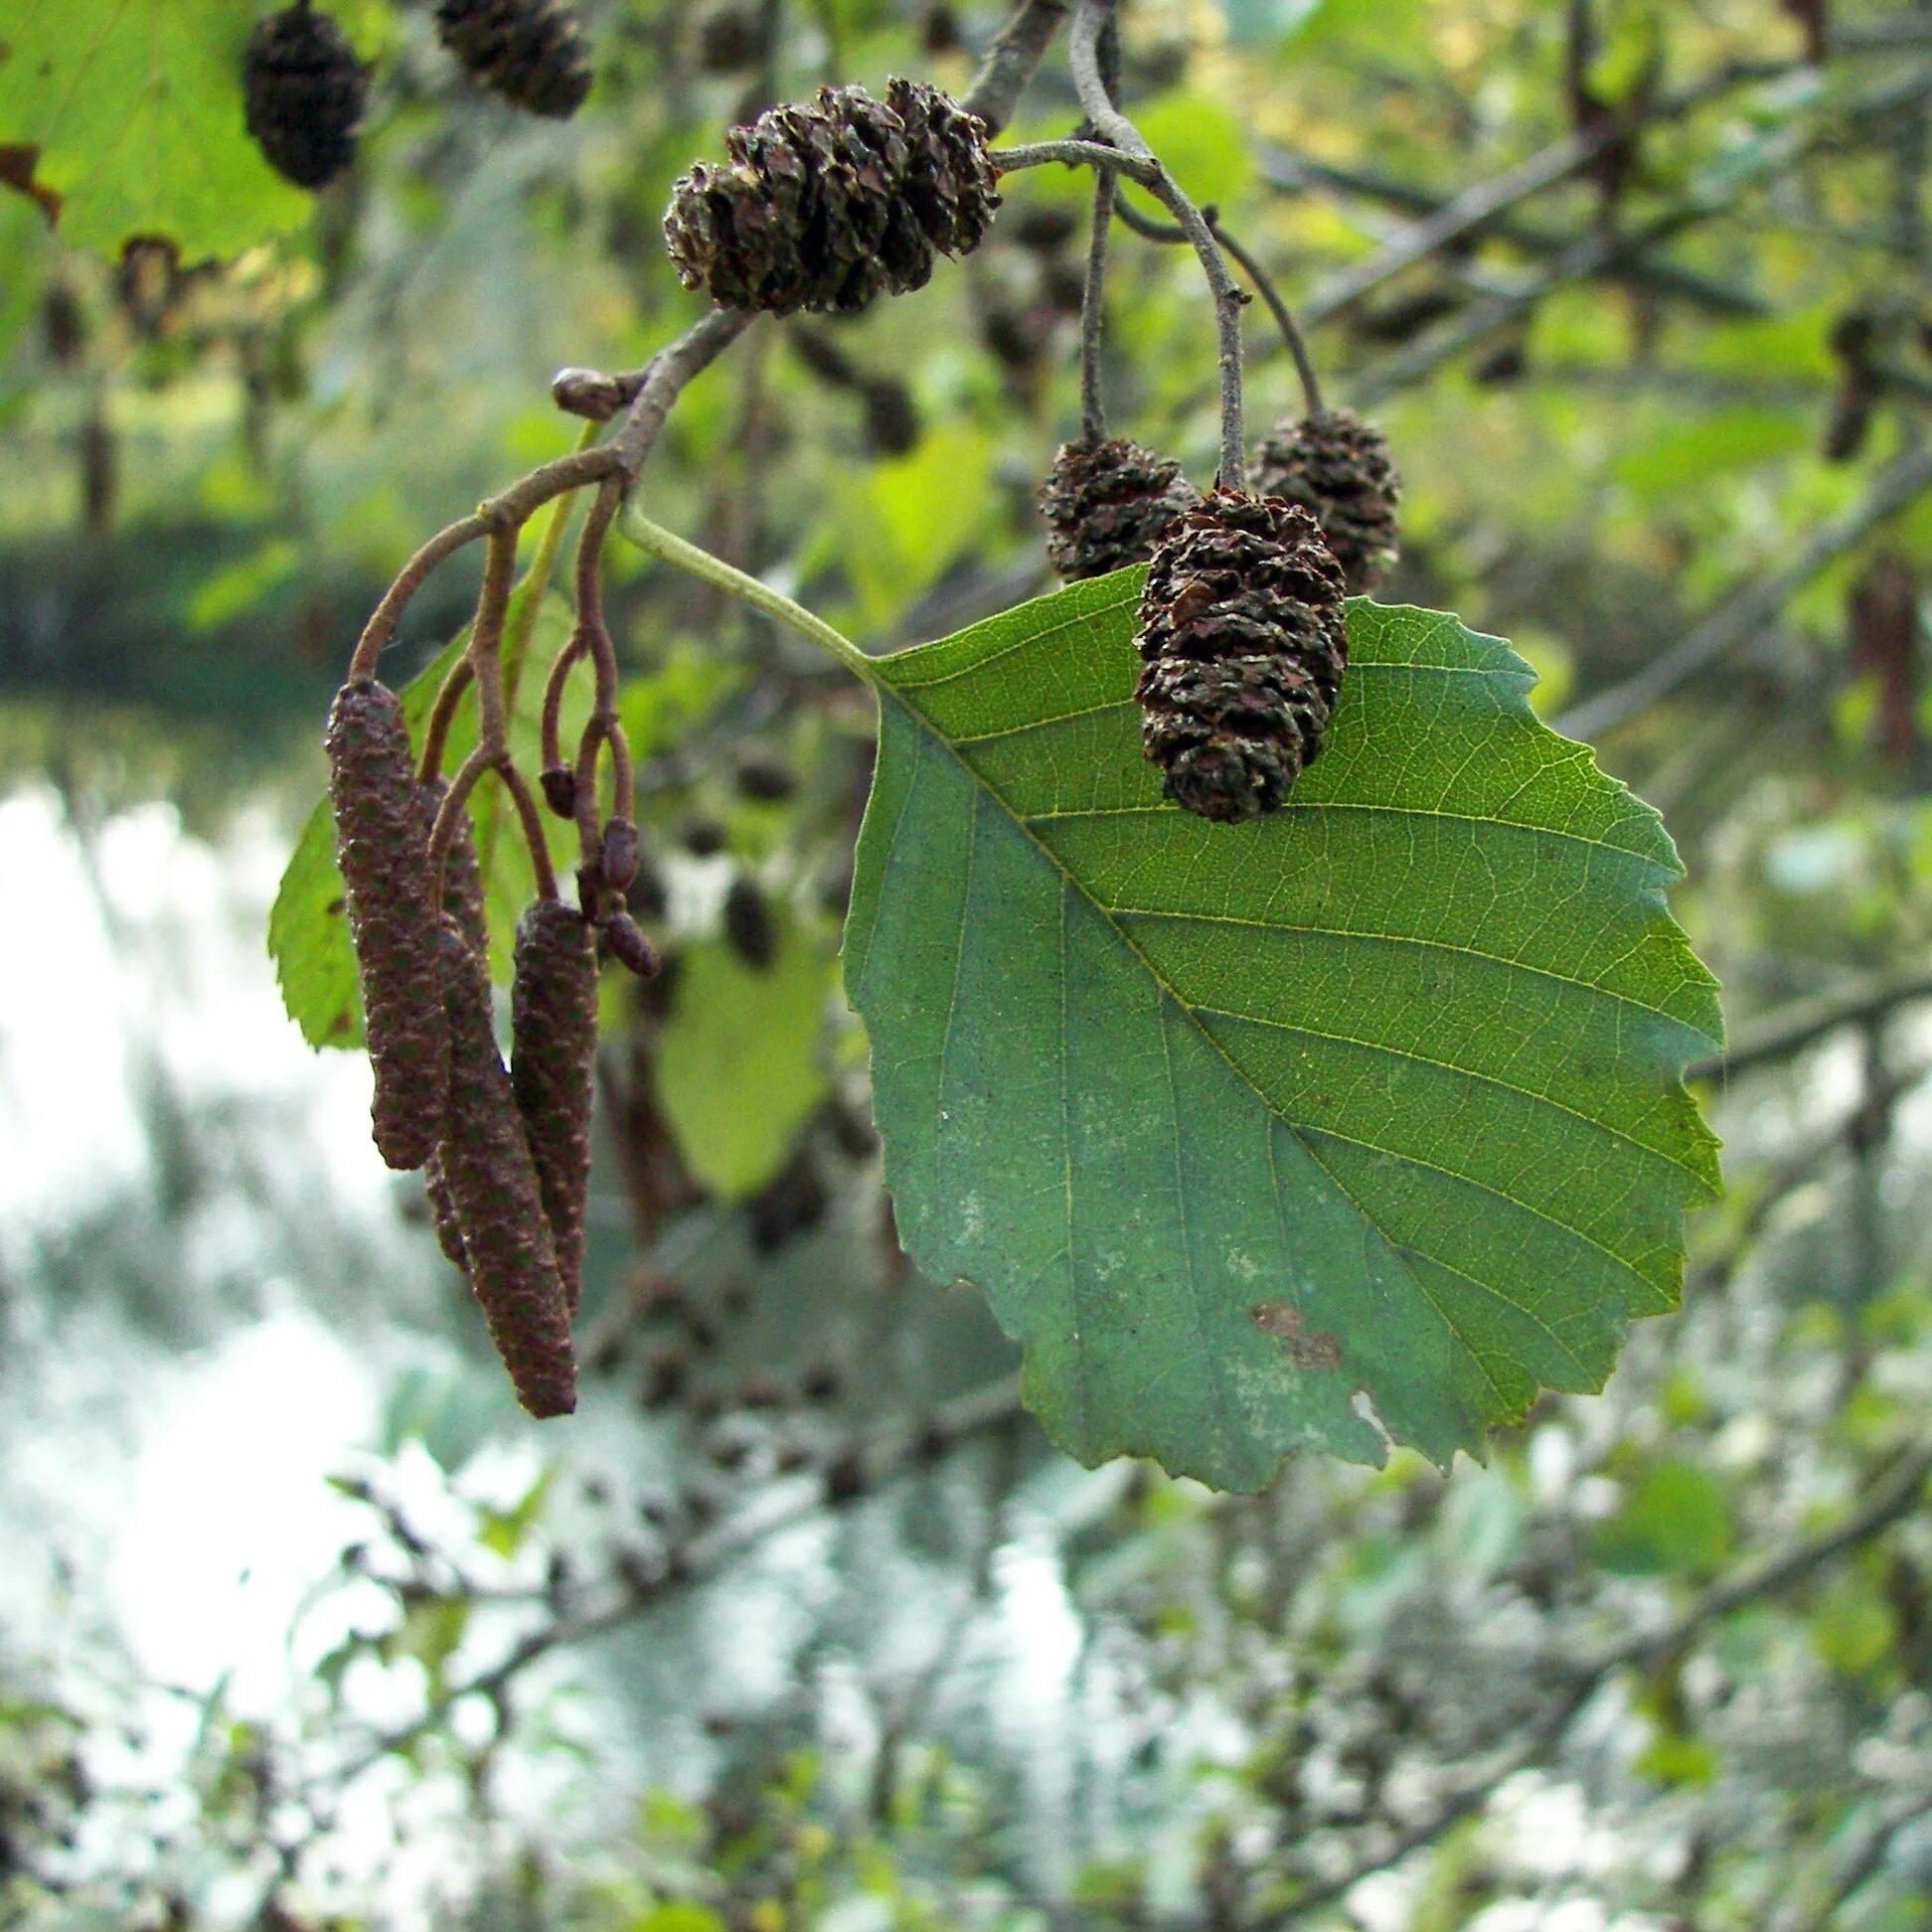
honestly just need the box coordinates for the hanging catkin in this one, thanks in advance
[326,680,449,1170]
[1039,438,1200,582]
[510,898,600,1316]
[418,778,489,1271]
[435,918,577,1417]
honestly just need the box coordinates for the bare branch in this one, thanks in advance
[961,0,1069,133]
[1692,967,1932,1083]
[1067,0,1248,484]
[1559,439,1932,741]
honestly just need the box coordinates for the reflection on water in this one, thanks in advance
[0,770,1113,1914]
[0,785,425,1675]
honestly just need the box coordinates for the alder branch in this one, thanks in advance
[1691,967,1932,1083]
[317,1371,1028,1790]
[1282,48,1902,333]
[962,0,1069,133]
[1351,65,1932,408]
[1111,194,1325,418]
[1558,438,1932,741]
[1261,147,1768,320]
[1064,0,1249,483]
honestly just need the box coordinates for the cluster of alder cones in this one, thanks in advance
[327,679,661,1418]
[1041,413,1402,822]
[657,79,1402,823]
[242,0,593,191]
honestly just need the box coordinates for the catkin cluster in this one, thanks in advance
[327,680,655,1417]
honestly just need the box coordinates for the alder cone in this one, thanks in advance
[327,680,449,1170]
[1135,491,1348,823]
[436,920,577,1418]
[511,898,599,1316]
[663,80,997,315]
[724,877,777,970]
[1040,438,1200,581]
[434,0,592,118]
[242,3,369,190]
[1250,409,1401,594]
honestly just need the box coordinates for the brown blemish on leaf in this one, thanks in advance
[1251,1301,1342,1371]
[0,146,61,223]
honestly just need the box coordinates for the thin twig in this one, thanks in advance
[1079,167,1116,443]
[606,310,759,479]
[1263,145,1767,319]
[317,1371,1028,1791]
[466,525,520,755]
[567,481,629,874]
[346,447,623,685]
[416,656,474,786]
[498,759,560,901]
[1066,0,1247,484]
[1111,194,1324,418]
[1692,966,1932,1083]
[1558,439,1932,740]
[960,0,1068,133]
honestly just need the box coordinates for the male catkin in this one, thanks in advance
[510,898,599,1316]
[326,680,449,1170]
[417,778,490,1270]
[436,919,577,1417]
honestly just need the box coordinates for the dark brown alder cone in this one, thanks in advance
[418,780,489,1269]
[434,0,592,118]
[1249,409,1401,595]
[723,877,777,970]
[663,80,997,315]
[327,680,449,1170]
[1135,491,1348,824]
[436,919,576,1418]
[511,898,599,1317]
[242,4,369,191]
[1039,438,1201,581]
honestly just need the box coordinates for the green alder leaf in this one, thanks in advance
[843,574,1723,1492]
[0,0,309,261]
[656,920,833,1202]
[269,596,582,1049]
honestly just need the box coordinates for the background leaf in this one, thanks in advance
[657,922,833,1202]
[0,0,310,261]
[843,575,1723,1491]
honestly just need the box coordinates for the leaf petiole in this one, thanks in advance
[616,502,879,689]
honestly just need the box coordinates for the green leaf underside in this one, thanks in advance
[0,0,309,260]
[843,574,1723,1491]
[270,597,582,1050]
